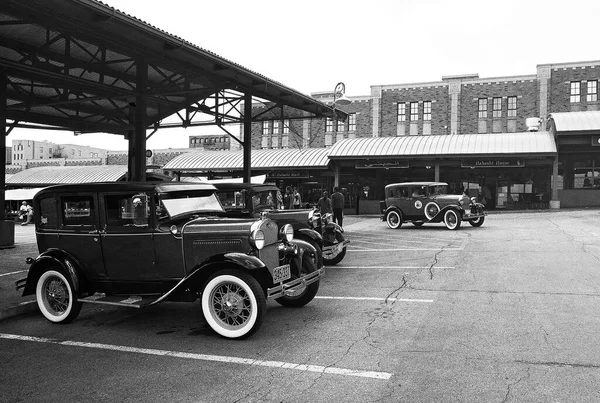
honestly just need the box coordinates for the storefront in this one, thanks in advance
[327,132,558,214]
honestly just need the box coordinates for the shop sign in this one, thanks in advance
[355,161,409,169]
[266,171,310,179]
[461,159,525,168]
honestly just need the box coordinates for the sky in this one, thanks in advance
[8,0,600,151]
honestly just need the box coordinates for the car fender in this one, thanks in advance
[439,205,465,219]
[383,205,403,221]
[296,228,323,247]
[21,249,83,296]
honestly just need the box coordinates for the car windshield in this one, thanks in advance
[428,185,448,195]
[158,191,224,218]
[218,189,280,211]
[251,190,279,211]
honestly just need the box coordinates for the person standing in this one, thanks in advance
[331,186,344,227]
[284,186,293,209]
[316,191,332,214]
[293,187,301,209]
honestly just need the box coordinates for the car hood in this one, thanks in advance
[261,208,312,229]
[430,194,468,205]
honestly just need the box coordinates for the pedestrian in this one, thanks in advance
[284,186,293,209]
[293,187,301,209]
[331,186,344,227]
[20,201,33,226]
[316,191,332,214]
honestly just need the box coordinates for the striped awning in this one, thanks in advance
[328,132,557,159]
[5,165,128,186]
[549,111,600,132]
[163,148,331,171]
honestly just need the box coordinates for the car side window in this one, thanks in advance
[411,186,426,198]
[105,193,150,228]
[61,195,95,227]
[39,196,58,229]
[395,187,408,198]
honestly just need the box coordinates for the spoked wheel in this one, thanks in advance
[323,232,347,266]
[36,269,81,324]
[386,210,402,229]
[276,257,319,307]
[424,202,440,220]
[201,270,266,339]
[469,216,485,227]
[444,209,461,230]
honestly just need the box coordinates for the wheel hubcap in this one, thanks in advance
[44,277,69,315]
[212,283,250,327]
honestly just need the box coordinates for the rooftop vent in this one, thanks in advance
[525,117,542,132]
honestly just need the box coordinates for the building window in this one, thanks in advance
[326,118,334,132]
[587,80,598,102]
[348,113,356,131]
[337,119,344,132]
[507,96,517,117]
[262,121,270,136]
[410,102,419,121]
[478,98,487,119]
[570,81,581,103]
[283,119,290,134]
[397,103,406,122]
[273,120,280,135]
[423,101,431,121]
[492,97,502,118]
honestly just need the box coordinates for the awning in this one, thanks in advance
[6,165,128,186]
[5,187,46,201]
[163,148,331,172]
[328,132,557,159]
[548,111,600,132]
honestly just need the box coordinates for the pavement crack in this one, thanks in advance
[501,366,531,403]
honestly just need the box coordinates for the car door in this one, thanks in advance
[407,185,427,217]
[99,191,157,281]
[56,193,106,279]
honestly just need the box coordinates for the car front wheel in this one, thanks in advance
[386,210,402,229]
[469,216,485,227]
[444,209,461,230]
[201,270,266,339]
[276,257,319,307]
[36,268,82,324]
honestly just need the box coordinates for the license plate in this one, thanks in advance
[272,264,291,283]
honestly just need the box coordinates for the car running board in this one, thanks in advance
[78,293,156,308]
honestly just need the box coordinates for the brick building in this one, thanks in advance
[249,59,600,211]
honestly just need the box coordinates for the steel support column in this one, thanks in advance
[0,70,15,248]
[128,59,148,181]
[243,93,252,183]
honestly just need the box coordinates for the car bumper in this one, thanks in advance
[266,267,324,300]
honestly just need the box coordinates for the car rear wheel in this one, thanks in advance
[276,257,319,307]
[201,270,266,339]
[444,209,461,230]
[36,268,82,324]
[469,216,485,227]
[386,210,402,229]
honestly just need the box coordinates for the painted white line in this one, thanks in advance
[0,270,28,277]
[316,296,434,303]
[0,333,393,380]
[348,248,463,252]
[326,266,454,270]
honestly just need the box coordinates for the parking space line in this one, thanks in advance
[0,270,27,277]
[316,296,434,303]
[0,333,393,380]
[325,266,454,270]
[348,248,463,252]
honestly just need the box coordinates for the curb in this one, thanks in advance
[0,300,37,321]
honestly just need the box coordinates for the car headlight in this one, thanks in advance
[250,229,265,250]
[280,224,294,243]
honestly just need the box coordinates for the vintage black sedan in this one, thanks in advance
[380,182,486,230]
[213,183,349,266]
[15,182,322,339]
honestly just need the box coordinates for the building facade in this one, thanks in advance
[249,60,600,211]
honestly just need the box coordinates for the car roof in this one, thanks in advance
[385,182,448,189]
[34,181,217,198]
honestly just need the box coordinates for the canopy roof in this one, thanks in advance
[328,132,557,159]
[548,111,600,133]
[163,148,332,172]
[0,0,339,135]
[5,165,128,186]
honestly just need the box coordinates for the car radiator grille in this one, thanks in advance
[258,244,279,269]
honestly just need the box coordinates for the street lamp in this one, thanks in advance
[333,82,351,107]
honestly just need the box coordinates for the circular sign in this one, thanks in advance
[414,200,423,209]
[145,149,153,158]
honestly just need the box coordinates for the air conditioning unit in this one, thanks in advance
[525,117,542,132]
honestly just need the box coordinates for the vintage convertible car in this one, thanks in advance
[380,182,486,230]
[213,183,349,266]
[15,182,322,339]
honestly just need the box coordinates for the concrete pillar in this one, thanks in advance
[550,156,560,209]
[537,66,551,131]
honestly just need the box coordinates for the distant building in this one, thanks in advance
[10,139,108,167]
[189,134,231,151]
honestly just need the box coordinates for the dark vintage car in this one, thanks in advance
[213,183,349,266]
[380,182,486,230]
[15,182,322,339]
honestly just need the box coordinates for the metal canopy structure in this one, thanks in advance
[0,0,342,217]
